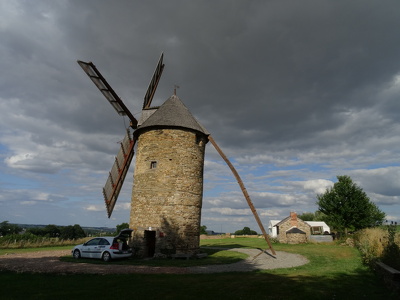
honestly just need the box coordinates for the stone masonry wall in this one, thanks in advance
[286,233,308,244]
[130,128,207,256]
[278,218,311,243]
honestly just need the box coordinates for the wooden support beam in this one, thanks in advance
[208,135,276,256]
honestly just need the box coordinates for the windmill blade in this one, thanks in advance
[77,60,138,129]
[208,135,276,256]
[143,53,165,109]
[103,129,136,218]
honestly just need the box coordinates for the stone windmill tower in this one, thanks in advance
[130,94,209,256]
[77,54,275,258]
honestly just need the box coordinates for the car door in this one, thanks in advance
[90,238,106,259]
[81,238,101,258]
[96,238,111,258]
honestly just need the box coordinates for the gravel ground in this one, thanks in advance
[0,248,308,274]
[189,248,309,273]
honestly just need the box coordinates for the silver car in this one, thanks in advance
[72,229,133,262]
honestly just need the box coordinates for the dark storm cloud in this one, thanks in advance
[52,0,400,156]
[5,0,397,153]
[1,0,400,229]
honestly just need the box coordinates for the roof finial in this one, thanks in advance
[174,85,180,96]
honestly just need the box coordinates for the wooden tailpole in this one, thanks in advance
[208,135,276,255]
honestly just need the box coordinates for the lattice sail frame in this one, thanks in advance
[103,130,136,217]
[77,54,164,217]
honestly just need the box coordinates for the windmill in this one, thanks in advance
[77,54,275,257]
[77,54,164,219]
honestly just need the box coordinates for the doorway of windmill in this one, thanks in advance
[144,230,156,257]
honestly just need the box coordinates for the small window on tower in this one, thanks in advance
[150,161,157,169]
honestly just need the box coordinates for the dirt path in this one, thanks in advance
[0,249,308,274]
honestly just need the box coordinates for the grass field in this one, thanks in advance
[1,238,398,299]
[0,246,72,255]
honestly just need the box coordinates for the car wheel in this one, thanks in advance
[73,249,81,259]
[102,251,111,262]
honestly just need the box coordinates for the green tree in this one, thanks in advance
[26,225,61,237]
[60,224,86,239]
[26,227,46,236]
[298,211,327,221]
[234,226,257,235]
[73,224,86,238]
[44,224,61,237]
[297,212,316,221]
[60,226,74,239]
[0,221,22,236]
[116,222,129,233]
[200,225,207,235]
[317,175,385,234]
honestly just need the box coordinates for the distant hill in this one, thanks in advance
[14,223,116,234]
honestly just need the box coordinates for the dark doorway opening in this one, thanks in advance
[144,230,156,257]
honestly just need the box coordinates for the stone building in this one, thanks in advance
[285,227,308,244]
[129,95,209,257]
[274,212,311,244]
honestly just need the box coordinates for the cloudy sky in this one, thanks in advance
[1,0,399,233]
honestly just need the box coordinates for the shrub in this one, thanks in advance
[0,233,40,246]
[354,228,386,266]
[0,233,89,249]
[268,236,279,244]
[354,224,400,269]
[381,222,400,270]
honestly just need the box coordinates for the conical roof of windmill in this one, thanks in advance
[136,95,209,136]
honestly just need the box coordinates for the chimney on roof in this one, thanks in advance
[290,211,298,227]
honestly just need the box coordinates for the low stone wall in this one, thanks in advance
[200,234,228,240]
[200,234,263,239]
[374,261,400,292]
[230,235,260,239]
[309,235,333,243]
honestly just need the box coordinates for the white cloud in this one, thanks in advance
[114,202,131,211]
[85,205,103,212]
[302,179,333,195]
[259,209,282,218]
[206,207,252,216]
[33,192,51,201]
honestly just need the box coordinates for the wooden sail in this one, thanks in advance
[103,130,136,217]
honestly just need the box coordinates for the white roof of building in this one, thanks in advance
[305,221,329,227]
[269,220,280,227]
